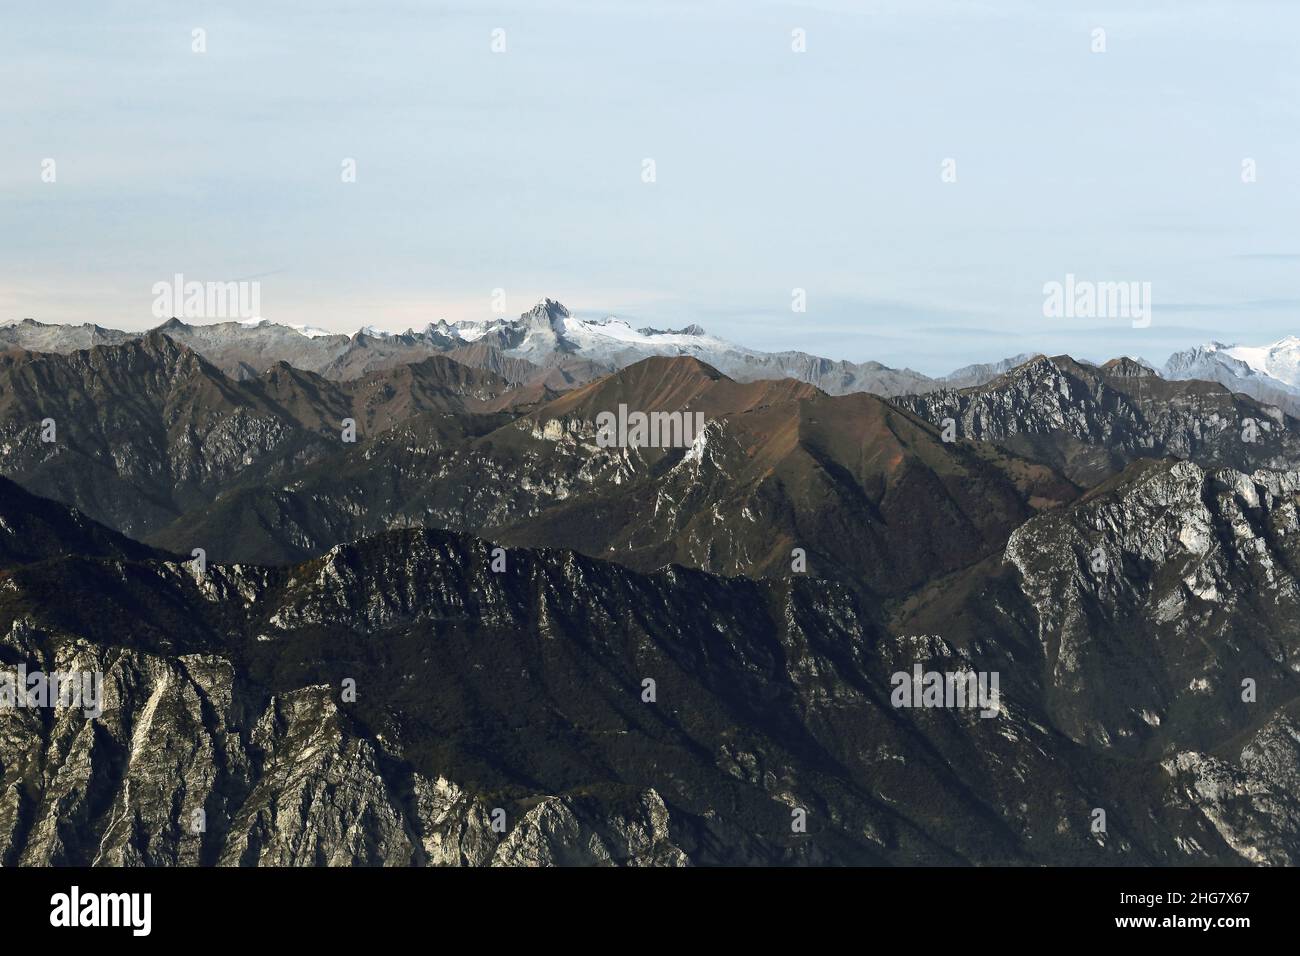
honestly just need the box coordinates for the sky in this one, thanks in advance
[2,0,1298,375]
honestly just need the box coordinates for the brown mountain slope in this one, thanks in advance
[498,373,1076,593]
[151,356,1079,597]
[530,354,819,420]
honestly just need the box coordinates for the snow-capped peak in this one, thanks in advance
[288,323,335,339]
[1221,336,1300,387]
[559,314,721,348]
[1164,334,1300,417]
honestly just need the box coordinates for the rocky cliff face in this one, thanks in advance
[4,493,1300,865]
[1005,459,1300,752]
[893,355,1300,484]
[0,630,687,867]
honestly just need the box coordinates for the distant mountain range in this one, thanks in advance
[9,302,1300,420]
[2,301,1034,396]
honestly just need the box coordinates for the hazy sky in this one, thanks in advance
[3,0,1298,374]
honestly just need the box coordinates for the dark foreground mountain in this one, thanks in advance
[3,474,1299,864]
[0,476,170,569]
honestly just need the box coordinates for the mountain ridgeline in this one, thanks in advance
[2,317,1300,866]
[0,304,1029,396]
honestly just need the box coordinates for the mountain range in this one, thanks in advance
[2,302,1033,396]
[3,310,1300,866]
[11,302,1300,419]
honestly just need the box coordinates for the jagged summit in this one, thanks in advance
[1100,356,1158,377]
[523,297,571,322]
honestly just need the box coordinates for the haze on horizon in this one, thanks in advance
[2,0,1297,376]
